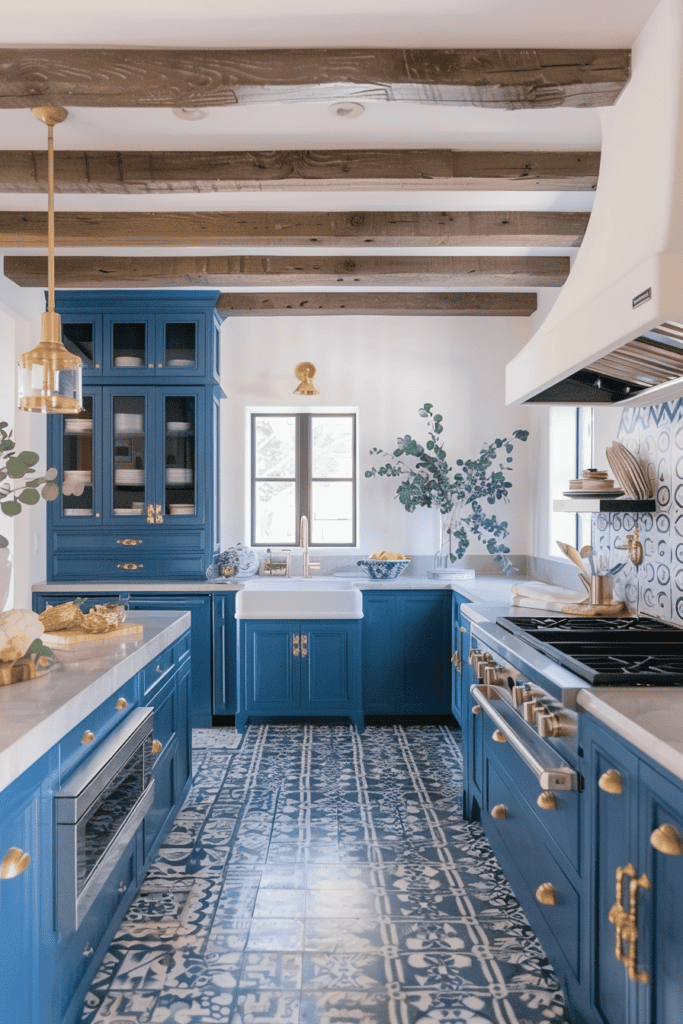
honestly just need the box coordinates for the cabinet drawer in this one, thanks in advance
[142,645,175,696]
[143,741,177,866]
[150,676,177,749]
[52,528,206,555]
[59,841,136,1013]
[481,706,581,870]
[52,552,208,580]
[485,756,581,977]
[59,678,138,783]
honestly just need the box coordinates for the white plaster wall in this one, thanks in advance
[219,315,533,558]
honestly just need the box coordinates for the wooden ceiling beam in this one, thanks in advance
[0,48,630,110]
[0,149,600,193]
[215,292,538,317]
[0,210,590,247]
[3,255,569,288]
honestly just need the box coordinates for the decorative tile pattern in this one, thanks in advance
[595,398,683,622]
[82,726,569,1024]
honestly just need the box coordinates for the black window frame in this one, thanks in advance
[250,412,357,548]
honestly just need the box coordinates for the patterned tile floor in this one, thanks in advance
[81,725,571,1024]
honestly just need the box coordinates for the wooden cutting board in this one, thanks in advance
[42,623,143,646]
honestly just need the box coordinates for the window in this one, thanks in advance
[549,406,593,554]
[251,413,357,547]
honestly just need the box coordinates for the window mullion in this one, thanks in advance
[298,414,311,528]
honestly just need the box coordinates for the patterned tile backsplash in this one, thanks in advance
[595,398,683,624]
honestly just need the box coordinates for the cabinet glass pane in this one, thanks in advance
[165,397,196,516]
[254,416,296,477]
[163,323,196,368]
[311,416,354,478]
[112,396,146,516]
[254,481,296,544]
[62,323,94,367]
[62,396,94,517]
[112,323,146,368]
[311,481,354,544]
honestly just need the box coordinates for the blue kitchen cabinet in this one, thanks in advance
[583,714,683,1024]
[212,592,237,716]
[450,593,471,725]
[32,593,211,729]
[236,619,363,732]
[360,590,451,715]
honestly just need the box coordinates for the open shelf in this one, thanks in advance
[553,498,656,513]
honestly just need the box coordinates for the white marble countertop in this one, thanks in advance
[578,688,683,784]
[0,611,190,792]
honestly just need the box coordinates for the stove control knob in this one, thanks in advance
[523,699,539,724]
[537,711,575,739]
[511,685,526,707]
[482,664,504,687]
[469,651,492,676]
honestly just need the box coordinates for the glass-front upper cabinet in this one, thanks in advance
[61,317,103,373]
[164,395,197,518]
[111,393,149,520]
[102,313,205,376]
[104,314,155,375]
[60,394,99,520]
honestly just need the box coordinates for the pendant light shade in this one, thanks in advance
[17,107,82,414]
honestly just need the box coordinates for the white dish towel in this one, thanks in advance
[511,582,587,611]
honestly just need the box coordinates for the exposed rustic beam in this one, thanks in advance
[0,150,600,194]
[216,292,538,317]
[0,48,630,110]
[0,210,589,248]
[3,255,569,288]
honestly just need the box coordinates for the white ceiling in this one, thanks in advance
[0,0,658,288]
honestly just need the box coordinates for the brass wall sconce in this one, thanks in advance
[293,362,319,396]
[17,107,82,414]
[614,524,644,565]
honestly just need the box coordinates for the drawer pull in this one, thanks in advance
[81,730,95,745]
[598,769,623,795]
[83,943,94,958]
[151,739,163,755]
[650,823,683,856]
[117,538,142,546]
[118,880,128,894]
[155,664,163,673]
[115,698,128,710]
[492,729,507,743]
[0,847,31,879]
[536,882,556,906]
[537,791,557,811]
[117,563,143,570]
[471,704,481,715]
[490,804,507,820]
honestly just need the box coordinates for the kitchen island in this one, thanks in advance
[0,611,191,1024]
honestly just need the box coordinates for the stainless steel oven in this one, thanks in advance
[55,706,155,931]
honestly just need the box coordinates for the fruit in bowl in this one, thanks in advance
[357,554,411,580]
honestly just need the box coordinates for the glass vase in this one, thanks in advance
[432,516,475,580]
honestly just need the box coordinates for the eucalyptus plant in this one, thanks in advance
[0,421,60,549]
[365,404,529,575]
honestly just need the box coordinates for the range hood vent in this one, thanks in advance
[507,0,683,408]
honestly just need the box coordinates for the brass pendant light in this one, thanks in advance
[293,362,319,396]
[17,107,82,414]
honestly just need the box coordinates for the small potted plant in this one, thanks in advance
[366,404,529,576]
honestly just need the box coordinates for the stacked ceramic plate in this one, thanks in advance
[115,468,145,485]
[167,358,194,367]
[169,504,195,515]
[114,356,143,367]
[64,508,92,516]
[606,441,652,499]
[63,470,92,485]
[563,468,623,498]
[64,418,92,434]
[166,468,193,485]
[113,508,144,515]
[166,421,191,433]
[114,413,144,433]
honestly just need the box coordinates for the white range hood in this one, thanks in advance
[507,0,683,407]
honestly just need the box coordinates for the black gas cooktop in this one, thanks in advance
[497,615,683,686]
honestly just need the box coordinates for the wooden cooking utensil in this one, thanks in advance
[556,540,588,573]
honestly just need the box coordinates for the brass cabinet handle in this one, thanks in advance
[151,739,163,755]
[83,943,94,958]
[471,704,481,715]
[537,791,557,811]
[0,847,31,879]
[155,503,163,524]
[451,650,461,671]
[609,863,650,983]
[147,503,155,524]
[117,563,143,570]
[490,804,507,820]
[492,729,507,743]
[115,697,128,710]
[599,769,623,795]
[117,538,142,546]
[292,634,300,658]
[301,634,308,658]
[536,882,556,906]
[81,730,95,745]
[650,823,683,856]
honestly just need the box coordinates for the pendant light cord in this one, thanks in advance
[47,121,55,315]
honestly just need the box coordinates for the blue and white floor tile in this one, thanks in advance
[81,725,570,1024]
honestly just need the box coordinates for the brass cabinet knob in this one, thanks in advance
[598,769,623,795]
[81,730,95,745]
[83,943,94,957]
[490,804,507,820]
[117,538,142,546]
[115,697,128,710]
[117,563,143,570]
[151,739,163,755]
[118,880,128,894]
[492,729,507,743]
[650,823,683,856]
[0,847,31,879]
[536,882,556,906]
[537,791,557,811]
[156,664,163,673]
[471,704,482,715]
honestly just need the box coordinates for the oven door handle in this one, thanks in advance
[471,683,578,792]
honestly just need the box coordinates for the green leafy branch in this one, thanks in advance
[0,421,60,548]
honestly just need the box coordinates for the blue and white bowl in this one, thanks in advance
[206,544,259,581]
[356,558,410,580]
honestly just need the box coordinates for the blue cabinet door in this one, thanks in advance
[396,591,451,714]
[212,592,237,716]
[301,621,351,708]
[360,592,401,714]
[245,622,298,712]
